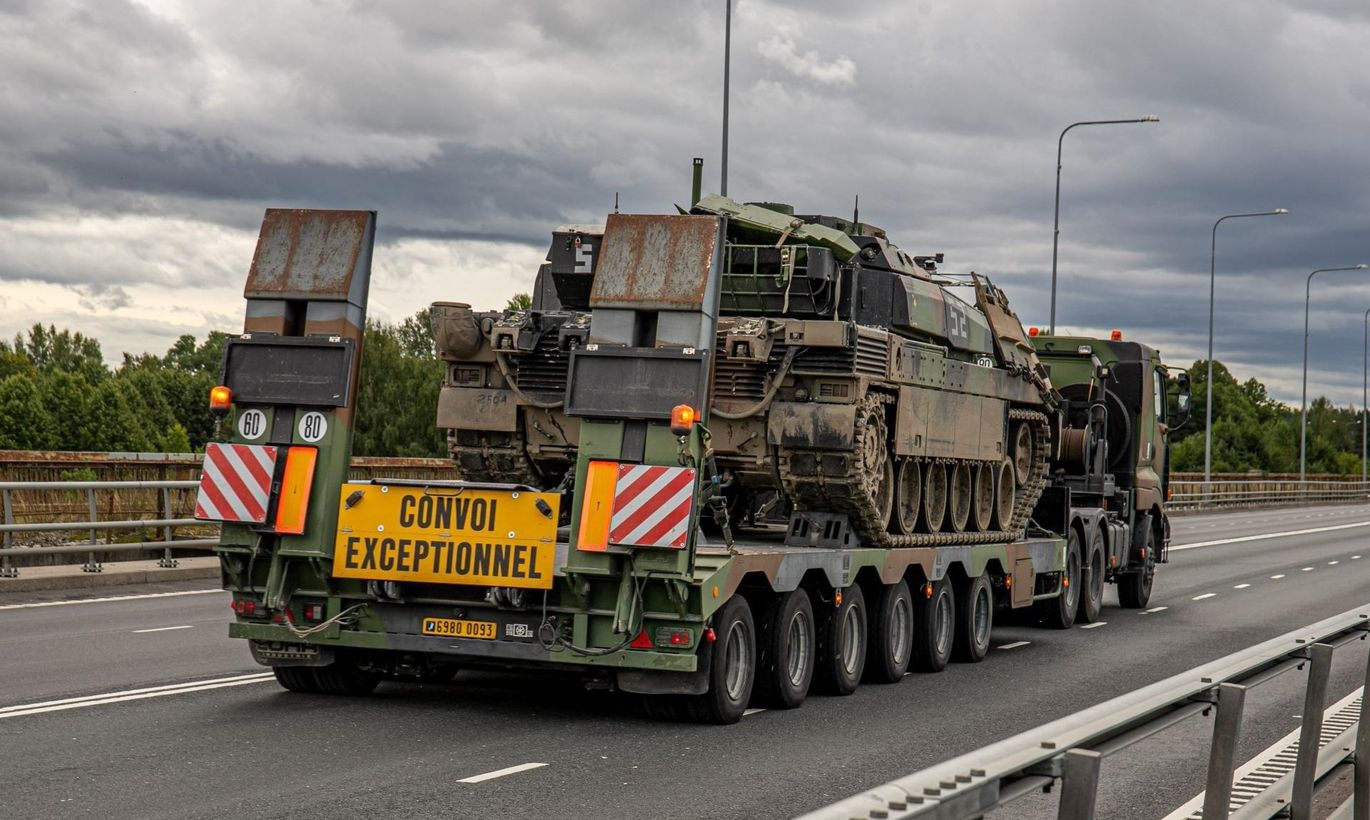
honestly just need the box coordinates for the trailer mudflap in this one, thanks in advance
[250,640,335,667]
[617,649,710,695]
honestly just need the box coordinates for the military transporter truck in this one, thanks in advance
[203,201,1184,725]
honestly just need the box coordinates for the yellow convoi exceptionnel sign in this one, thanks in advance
[332,483,560,590]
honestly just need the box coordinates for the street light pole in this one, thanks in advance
[1203,210,1288,497]
[720,0,731,197]
[1300,263,1369,491]
[1048,115,1159,335]
[1363,307,1369,485]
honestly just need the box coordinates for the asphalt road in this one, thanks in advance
[2,503,1368,820]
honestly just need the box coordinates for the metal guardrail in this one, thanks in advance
[1169,479,1370,511]
[0,480,216,577]
[799,603,1370,820]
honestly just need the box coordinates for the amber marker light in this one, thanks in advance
[1027,327,1040,337]
[209,385,233,416]
[670,404,698,436]
[1110,329,1124,341]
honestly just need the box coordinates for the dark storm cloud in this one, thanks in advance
[1,0,1369,403]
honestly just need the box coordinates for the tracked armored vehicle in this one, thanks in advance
[434,194,1057,548]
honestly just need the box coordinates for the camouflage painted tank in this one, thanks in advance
[433,196,1058,547]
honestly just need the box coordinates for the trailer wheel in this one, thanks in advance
[814,585,867,696]
[311,656,381,696]
[1077,532,1105,624]
[1118,528,1156,609]
[912,580,955,673]
[678,595,755,724]
[953,574,993,663]
[272,666,321,694]
[865,580,914,683]
[1039,530,1081,629]
[753,590,816,709]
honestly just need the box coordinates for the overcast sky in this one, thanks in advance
[2,0,1368,405]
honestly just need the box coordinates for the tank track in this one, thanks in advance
[777,402,1050,547]
[445,429,542,487]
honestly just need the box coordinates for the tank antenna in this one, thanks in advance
[853,195,859,227]
[720,0,731,196]
[614,192,619,213]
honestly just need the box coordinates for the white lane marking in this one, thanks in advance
[1192,593,1217,601]
[0,589,223,611]
[998,641,1030,650]
[1080,622,1107,629]
[1142,606,1169,614]
[743,707,767,716]
[458,762,548,784]
[1354,555,1363,560]
[1170,521,1370,552]
[1271,574,1286,579]
[1328,560,1340,565]
[1233,583,1251,589]
[1301,567,1315,572]
[0,673,273,719]
[132,625,194,634]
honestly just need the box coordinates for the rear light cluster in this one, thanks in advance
[301,603,325,622]
[628,627,696,649]
[231,598,258,616]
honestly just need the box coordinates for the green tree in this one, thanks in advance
[353,312,446,457]
[505,292,533,311]
[0,374,53,449]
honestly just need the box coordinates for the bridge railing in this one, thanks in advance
[797,603,1370,820]
[1168,478,1370,511]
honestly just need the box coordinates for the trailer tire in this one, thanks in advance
[311,657,381,696]
[272,666,321,694]
[676,596,756,724]
[753,590,816,709]
[912,580,955,673]
[952,574,993,663]
[1039,530,1081,629]
[865,580,914,683]
[1077,532,1105,624]
[814,585,866,696]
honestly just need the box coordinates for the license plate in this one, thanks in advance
[332,484,560,590]
[421,617,496,640]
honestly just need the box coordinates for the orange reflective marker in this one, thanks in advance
[273,446,317,535]
[576,460,619,552]
[209,385,233,413]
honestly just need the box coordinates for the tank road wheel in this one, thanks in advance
[1077,530,1105,624]
[953,573,994,663]
[1118,527,1157,609]
[921,463,948,533]
[1010,422,1034,485]
[992,459,1016,531]
[948,462,972,533]
[971,463,995,532]
[866,580,914,683]
[1039,529,1081,629]
[311,656,381,696]
[753,590,816,709]
[892,459,921,535]
[272,666,321,694]
[912,579,955,673]
[676,595,756,724]
[814,585,867,696]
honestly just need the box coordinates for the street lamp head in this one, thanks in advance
[1358,264,1369,269]
[1273,208,1289,214]
[1139,115,1160,122]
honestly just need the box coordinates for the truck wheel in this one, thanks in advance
[1039,530,1081,629]
[866,580,914,683]
[1118,566,1155,609]
[312,657,381,696]
[814,585,867,696]
[953,574,993,663]
[912,580,955,673]
[272,666,321,694]
[753,590,816,709]
[676,596,756,724]
[1077,534,1105,624]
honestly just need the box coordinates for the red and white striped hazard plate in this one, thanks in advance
[608,464,696,549]
[194,443,278,524]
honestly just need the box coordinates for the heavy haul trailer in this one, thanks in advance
[203,206,1159,725]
